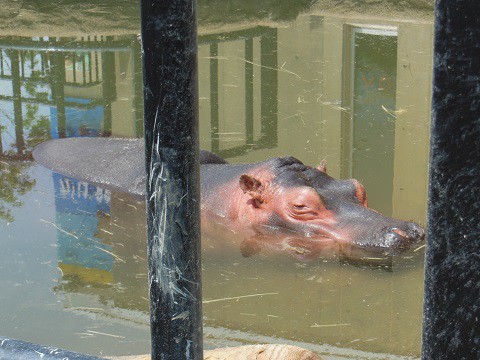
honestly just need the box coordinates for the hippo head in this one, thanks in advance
[239,156,425,256]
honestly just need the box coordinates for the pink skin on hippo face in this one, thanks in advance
[238,175,341,240]
[201,155,424,256]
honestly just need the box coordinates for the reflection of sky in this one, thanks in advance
[50,98,103,139]
[0,100,51,152]
[0,51,50,152]
[0,79,12,96]
[0,49,103,150]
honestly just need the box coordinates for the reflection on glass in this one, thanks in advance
[0,8,434,359]
[345,26,398,216]
[0,35,143,158]
[53,174,112,288]
[0,35,144,218]
[203,27,278,157]
[0,161,35,221]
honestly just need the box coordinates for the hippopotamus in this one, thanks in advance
[200,150,424,256]
[33,137,424,257]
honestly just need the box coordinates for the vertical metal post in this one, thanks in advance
[0,50,4,76]
[245,38,254,145]
[260,29,278,148]
[50,51,67,139]
[9,50,25,154]
[422,2,480,359]
[141,1,202,360]
[101,44,116,137]
[209,43,219,153]
[132,37,144,137]
[0,119,3,155]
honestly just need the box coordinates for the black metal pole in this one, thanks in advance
[140,1,202,360]
[0,336,104,360]
[422,2,480,359]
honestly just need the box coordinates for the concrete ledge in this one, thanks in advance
[0,0,433,37]
[108,344,321,360]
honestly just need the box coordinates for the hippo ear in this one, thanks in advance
[317,159,327,173]
[239,174,264,203]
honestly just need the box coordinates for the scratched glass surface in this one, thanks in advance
[0,2,433,359]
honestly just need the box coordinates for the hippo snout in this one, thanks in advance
[381,222,425,253]
[407,222,426,241]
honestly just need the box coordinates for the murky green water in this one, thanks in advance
[0,2,433,359]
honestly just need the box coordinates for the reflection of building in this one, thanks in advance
[0,35,143,156]
[0,20,433,222]
[0,35,146,285]
[198,15,433,223]
[54,190,149,312]
[0,9,433,359]
[53,173,113,285]
[199,27,279,158]
[343,25,398,216]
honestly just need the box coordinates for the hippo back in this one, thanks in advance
[33,138,230,197]
[200,150,228,164]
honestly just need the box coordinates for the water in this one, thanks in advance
[0,3,433,359]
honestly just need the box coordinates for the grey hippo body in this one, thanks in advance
[33,137,424,257]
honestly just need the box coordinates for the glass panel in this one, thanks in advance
[0,2,434,359]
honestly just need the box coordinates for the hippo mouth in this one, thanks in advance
[256,218,425,256]
[348,223,426,256]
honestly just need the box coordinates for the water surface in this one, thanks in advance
[0,3,433,359]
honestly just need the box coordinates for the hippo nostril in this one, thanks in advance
[382,227,413,250]
[392,228,408,239]
[406,222,426,242]
[384,231,405,249]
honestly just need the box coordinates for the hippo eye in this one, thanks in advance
[292,199,323,214]
[287,188,325,220]
[293,204,308,210]
[291,204,317,218]
[292,203,318,213]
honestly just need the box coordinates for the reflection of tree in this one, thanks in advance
[25,115,51,148]
[22,50,52,149]
[0,50,54,222]
[0,124,4,154]
[0,50,51,155]
[0,161,35,222]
